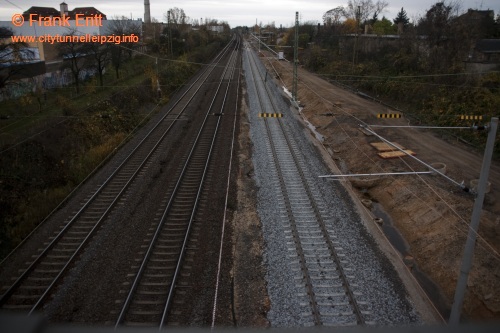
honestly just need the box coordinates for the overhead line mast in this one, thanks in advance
[292,11,299,104]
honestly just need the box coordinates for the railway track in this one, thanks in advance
[245,43,372,327]
[113,38,241,328]
[0,36,239,318]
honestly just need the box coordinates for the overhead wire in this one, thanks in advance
[317,71,500,79]
[261,46,500,262]
[3,0,23,10]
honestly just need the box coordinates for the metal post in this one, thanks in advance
[293,12,299,103]
[352,6,360,68]
[156,57,161,98]
[167,11,173,57]
[449,117,498,324]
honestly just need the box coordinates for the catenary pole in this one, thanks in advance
[449,117,498,324]
[292,12,298,103]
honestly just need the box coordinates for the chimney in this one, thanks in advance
[144,0,151,23]
[60,2,68,17]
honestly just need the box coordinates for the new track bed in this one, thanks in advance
[246,42,373,327]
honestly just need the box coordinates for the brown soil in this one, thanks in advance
[261,58,500,322]
[232,86,270,327]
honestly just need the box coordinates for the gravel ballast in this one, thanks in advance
[242,45,420,327]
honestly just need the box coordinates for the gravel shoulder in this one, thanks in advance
[232,89,270,327]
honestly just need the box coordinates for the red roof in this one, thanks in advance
[69,7,107,20]
[22,5,106,20]
[22,7,61,20]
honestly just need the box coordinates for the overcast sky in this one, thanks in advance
[1,0,499,27]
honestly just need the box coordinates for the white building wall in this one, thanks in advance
[0,20,101,36]
[0,19,142,37]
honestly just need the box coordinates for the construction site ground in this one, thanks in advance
[260,56,500,322]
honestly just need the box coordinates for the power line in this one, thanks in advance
[262,49,500,263]
[317,71,500,79]
[320,171,433,178]
[3,0,23,10]
[324,78,495,90]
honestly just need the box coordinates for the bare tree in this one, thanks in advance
[58,29,90,94]
[417,1,469,72]
[345,0,388,24]
[418,1,456,44]
[88,42,110,86]
[323,6,346,26]
[107,17,142,78]
[164,7,190,30]
[0,27,36,90]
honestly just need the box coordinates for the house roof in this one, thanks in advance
[70,7,107,19]
[22,5,106,20]
[22,7,61,20]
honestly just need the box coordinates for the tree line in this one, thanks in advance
[266,0,499,153]
[0,7,231,97]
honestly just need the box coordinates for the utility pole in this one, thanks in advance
[449,117,498,324]
[352,5,361,69]
[292,11,299,104]
[167,10,173,57]
[156,57,161,98]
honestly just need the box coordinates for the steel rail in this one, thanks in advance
[211,41,242,329]
[276,117,366,325]
[246,46,322,324]
[247,44,366,326]
[160,38,241,329]
[0,37,234,268]
[0,37,237,313]
[114,37,240,329]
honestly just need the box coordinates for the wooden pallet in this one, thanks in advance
[378,150,416,159]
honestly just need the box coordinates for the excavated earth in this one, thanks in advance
[248,56,500,322]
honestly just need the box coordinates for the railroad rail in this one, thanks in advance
[113,38,241,328]
[0,36,238,316]
[245,42,372,327]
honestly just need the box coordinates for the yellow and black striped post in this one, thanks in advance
[459,115,483,121]
[258,113,283,118]
[377,113,401,119]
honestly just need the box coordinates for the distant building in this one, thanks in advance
[456,9,499,72]
[22,2,107,21]
[466,39,500,72]
[473,39,500,63]
[4,2,114,68]
[208,25,224,34]
[1,2,114,99]
[456,9,495,38]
